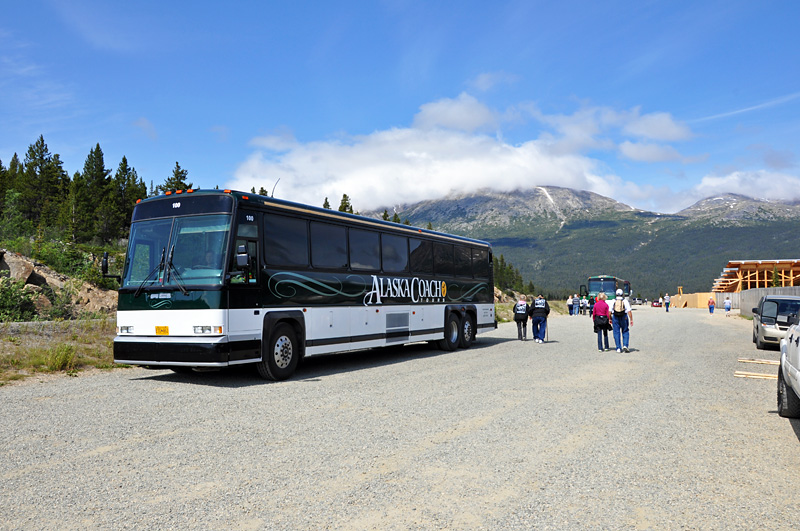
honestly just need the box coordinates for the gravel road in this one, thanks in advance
[1,306,798,530]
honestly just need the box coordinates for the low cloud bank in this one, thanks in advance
[228,93,799,214]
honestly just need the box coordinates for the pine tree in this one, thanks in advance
[157,162,193,194]
[426,222,433,230]
[323,197,331,209]
[382,209,390,221]
[20,136,67,227]
[391,212,401,223]
[0,158,7,218]
[338,194,353,213]
[109,156,146,239]
[258,187,268,196]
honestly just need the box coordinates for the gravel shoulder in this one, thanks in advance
[1,306,799,530]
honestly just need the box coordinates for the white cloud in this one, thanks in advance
[133,117,157,140]
[230,127,600,211]
[623,110,692,141]
[468,71,519,92]
[228,94,798,215]
[412,93,497,132]
[694,170,800,202]
[619,141,682,162]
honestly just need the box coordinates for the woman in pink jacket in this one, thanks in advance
[592,292,612,351]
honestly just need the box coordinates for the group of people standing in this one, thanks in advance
[513,294,551,343]
[566,294,591,316]
[513,290,632,353]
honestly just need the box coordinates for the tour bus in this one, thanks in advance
[105,189,496,380]
[580,275,631,300]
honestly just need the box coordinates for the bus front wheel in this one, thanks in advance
[438,313,460,351]
[257,323,299,381]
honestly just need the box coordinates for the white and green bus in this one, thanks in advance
[107,189,496,380]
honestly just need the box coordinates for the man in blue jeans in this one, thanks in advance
[529,294,550,344]
[611,289,634,352]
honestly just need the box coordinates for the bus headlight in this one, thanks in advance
[118,326,134,334]
[194,326,223,334]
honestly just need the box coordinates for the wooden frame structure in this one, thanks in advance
[712,260,800,292]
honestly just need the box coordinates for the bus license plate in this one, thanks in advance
[155,326,169,335]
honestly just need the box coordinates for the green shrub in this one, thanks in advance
[0,277,37,322]
[47,344,76,372]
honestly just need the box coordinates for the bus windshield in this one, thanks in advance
[123,214,231,289]
[588,278,618,295]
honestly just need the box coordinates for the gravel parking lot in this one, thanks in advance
[2,306,799,530]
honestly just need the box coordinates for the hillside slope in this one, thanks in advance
[374,188,800,297]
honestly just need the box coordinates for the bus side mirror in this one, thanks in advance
[579,284,587,297]
[236,245,250,269]
[101,252,121,283]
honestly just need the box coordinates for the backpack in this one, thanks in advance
[613,298,626,316]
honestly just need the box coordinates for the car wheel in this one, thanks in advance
[755,331,765,350]
[777,367,800,418]
[438,312,460,351]
[257,323,299,381]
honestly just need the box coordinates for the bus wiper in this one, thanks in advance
[165,245,188,295]
[134,247,165,298]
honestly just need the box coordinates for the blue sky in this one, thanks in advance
[2,1,799,213]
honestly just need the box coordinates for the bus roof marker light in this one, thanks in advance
[176,189,183,194]
[165,191,172,195]
[187,189,194,193]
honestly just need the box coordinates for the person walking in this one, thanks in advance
[724,296,732,317]
[592,292,612,352]
[664,293,671,312]
[513,295,530,341]
[572,294,581,316]
[580,296,588,315]
[611,289,633,352]
[708,297,715,314]
[530,294,550,343]
[566,295,573,317]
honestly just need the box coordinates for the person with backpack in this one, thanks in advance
[592,292,612,351]
[530,294,550,344]
[611,289,633,352]
[513,295,531,341]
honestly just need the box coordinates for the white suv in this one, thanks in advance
[779,321,800,417]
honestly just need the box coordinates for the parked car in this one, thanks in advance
[632,297,643,305]
[752,295,800,350]
[778,317,800,417]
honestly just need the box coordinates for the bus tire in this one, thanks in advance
[257,323,299,381]
[438,312,460,351]
[459,313,476,348]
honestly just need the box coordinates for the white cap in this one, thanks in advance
[615,289,623,296]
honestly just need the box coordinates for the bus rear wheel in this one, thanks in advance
[257,323,299,381]
[438,313,460,351]
[459,314,475,348]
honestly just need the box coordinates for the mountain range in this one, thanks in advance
[373,187,800,298]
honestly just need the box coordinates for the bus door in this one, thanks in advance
[228,210,262,362]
